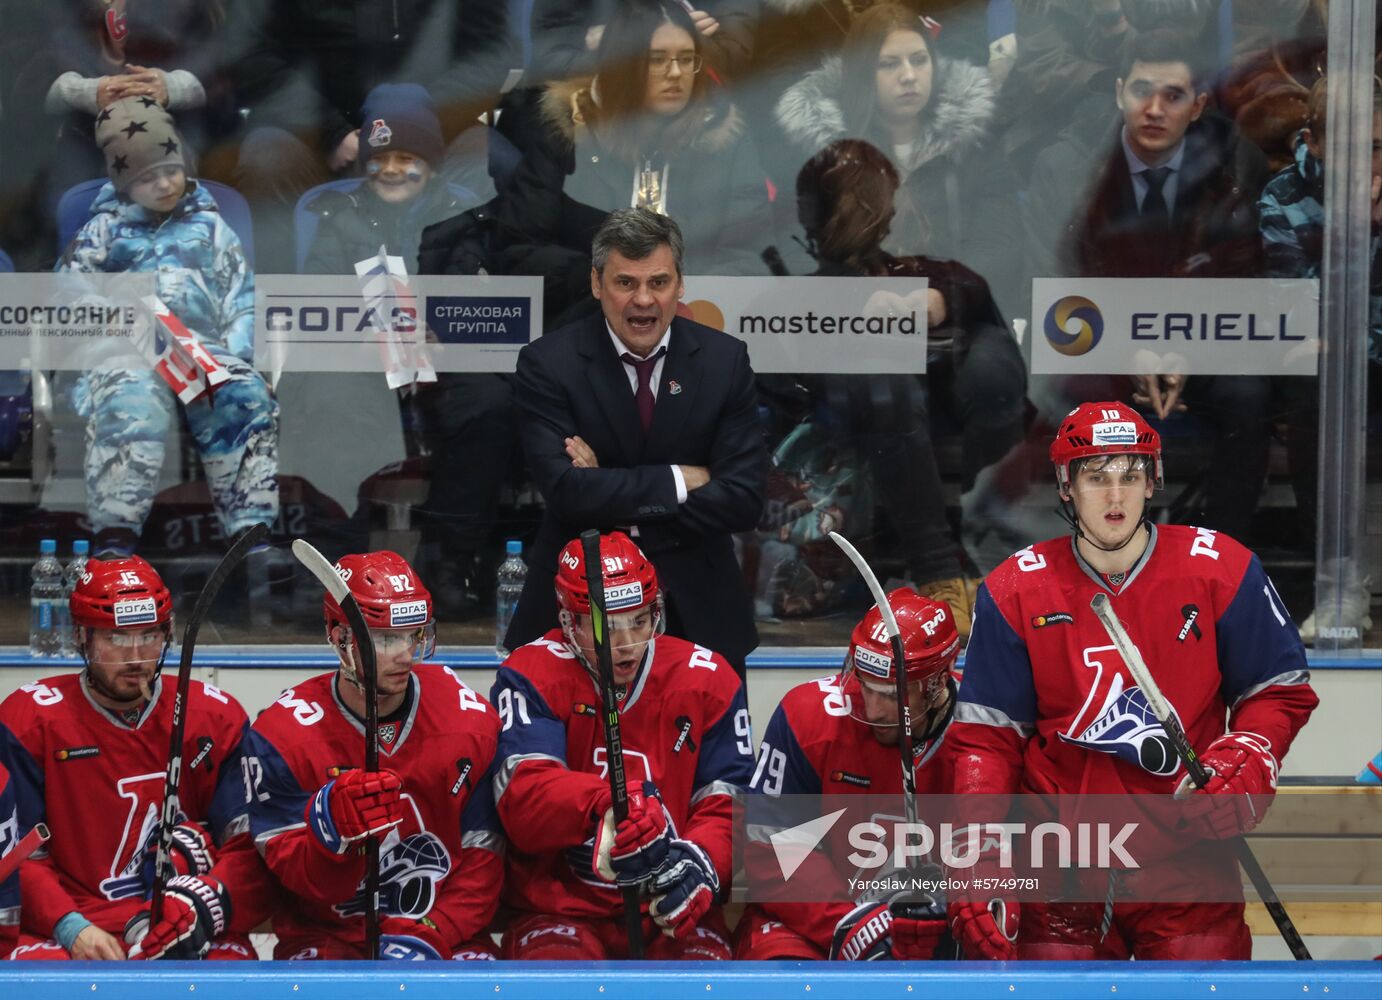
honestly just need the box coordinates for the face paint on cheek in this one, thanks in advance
[403,165,425,182]
[366,160,383,177]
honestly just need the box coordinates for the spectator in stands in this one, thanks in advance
[495,0,774,325]
[774,138,1024,640]
[58,98,278,560]
[496,0,760,168]
[1258,77,1382,642]
[529,0,759,84]
[303,84,478,275]
[302,82,513,621]
[1,0,234,266]
[773,4,1023,321]
[991,0,1219,183]
[220,0,512,270]
[1024,28,1274,544]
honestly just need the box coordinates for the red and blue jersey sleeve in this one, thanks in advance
[491,664,609,853]
[1212,550,1318,760]
[430,751,505,948]
[750,698,823,797]
[683,669,755,886]
[949,581,1036,796]
[745,694,851,948]
[242,725,366,904]
[207,717,253,846]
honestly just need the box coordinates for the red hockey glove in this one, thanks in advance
[379,917,447,960]
[140,822,217,890]
[647,839,720,939]
[1176,732,1279,839]
[593,781,674,887]
[948,896,1019,960]
[890,891,950,960]
[125,874,230,960]
[307,768,405,854]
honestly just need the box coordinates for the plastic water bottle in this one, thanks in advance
[495,540,526,659]
[29,539,64,658]
[59,539,90,657]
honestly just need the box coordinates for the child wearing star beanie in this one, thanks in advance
[57,96,279,559]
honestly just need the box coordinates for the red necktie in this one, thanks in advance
[621,347,666,433]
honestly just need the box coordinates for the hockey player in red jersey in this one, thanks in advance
[947,402,1319,960]
[242,550,504,960]
[0,557,265,960]
[492,531,755,960]
[735,588,960,961]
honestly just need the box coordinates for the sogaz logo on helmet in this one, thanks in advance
[113,597,158,627]
[604,583,644,611]
[389,600,429,627]
[1091,421,1137,447]
[853,645,892,679]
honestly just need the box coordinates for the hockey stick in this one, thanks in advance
[150,522,268,925]
[828,532,918,826]
[292,538,382,960]
[1089,592,1312,960]
[580,529,645,959]
[0,823,50,885]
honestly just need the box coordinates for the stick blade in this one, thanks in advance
[292,538,350,602]
[828,531,900,637]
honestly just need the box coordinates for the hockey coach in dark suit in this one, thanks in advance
[504,207,767,676]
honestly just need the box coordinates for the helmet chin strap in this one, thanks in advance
[1058,496,1150,554]
[79,632,170,709]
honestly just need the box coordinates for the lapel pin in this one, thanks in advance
[668,380,682,395]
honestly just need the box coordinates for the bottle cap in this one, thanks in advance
[40,539,56,555]
[73,539,90,556]
[506,539,522,556]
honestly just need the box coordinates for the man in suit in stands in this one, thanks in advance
[506,207,766,677]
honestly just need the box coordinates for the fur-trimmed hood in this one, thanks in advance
[774,53,994,171]
[540,75,746,163]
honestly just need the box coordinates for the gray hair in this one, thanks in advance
[591,208,685,276]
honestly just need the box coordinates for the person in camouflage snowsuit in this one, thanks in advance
[58,97,278,555]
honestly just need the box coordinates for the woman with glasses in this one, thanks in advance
[494,0,773,324]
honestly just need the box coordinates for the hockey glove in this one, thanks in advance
[830,902,895,960]
[125,874,230,960]
[379,917,447,960]
[647,839,719,939]
[829,891,949,961]
[307,767,405,855]
[140,822,217,891]
[1175,732,1279,839]
[593,781,675,886]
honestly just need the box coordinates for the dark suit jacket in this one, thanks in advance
[1028,109,1270,280]
[505,313,767,668]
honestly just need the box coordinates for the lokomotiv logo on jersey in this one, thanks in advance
[336,830,451,919]
[1057,645,1181,776]
[99,772,180,899]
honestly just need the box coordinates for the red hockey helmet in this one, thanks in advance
[1049,401,1163,492]
[554,531,660,618]
[844,587,959,695]
[323,550,433,633]
[70,556,173,630]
